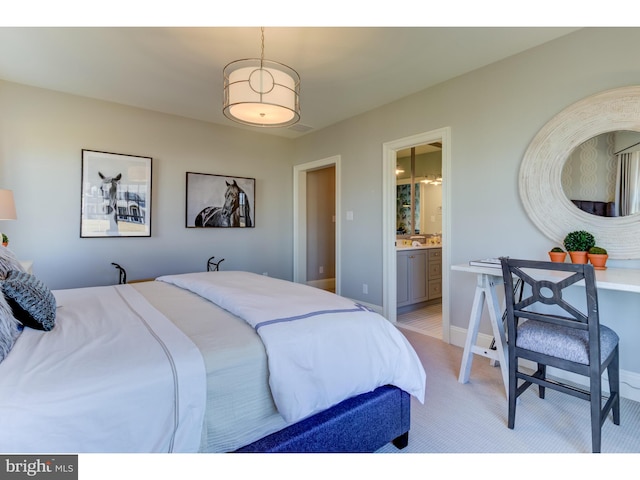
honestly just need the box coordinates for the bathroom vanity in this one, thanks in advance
[396,245,441,310]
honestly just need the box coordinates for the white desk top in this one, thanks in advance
[452,263,640,294]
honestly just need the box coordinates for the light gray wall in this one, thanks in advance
[292,27,640,374]
[0,80,294,289]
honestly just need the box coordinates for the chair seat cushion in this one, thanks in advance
[516,319,618,365]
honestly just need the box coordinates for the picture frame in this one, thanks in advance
[80,149,152,238]
[186,172,255,228]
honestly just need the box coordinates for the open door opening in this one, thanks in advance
[383,129,450,343]
[293,156,341,294]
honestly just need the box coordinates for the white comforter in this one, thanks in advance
[0,285,206,453]
[157,271,426,423]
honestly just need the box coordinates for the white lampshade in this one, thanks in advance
[0,189,17,220]
[223,58,300,127]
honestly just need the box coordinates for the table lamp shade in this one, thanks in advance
[0,190,17,220]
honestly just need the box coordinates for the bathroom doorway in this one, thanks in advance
[395,144,443,338]
[382,128,451,343]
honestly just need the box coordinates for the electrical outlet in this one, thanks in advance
[319,266,324,274]
[262,272,268,276]
[362,283,368,294]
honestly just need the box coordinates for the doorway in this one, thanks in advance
[293,156,341,294]
[382,128,451,343]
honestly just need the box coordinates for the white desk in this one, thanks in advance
[451,262,640,398]
[452,263,509,396]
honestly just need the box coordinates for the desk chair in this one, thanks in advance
[499,258,620,453]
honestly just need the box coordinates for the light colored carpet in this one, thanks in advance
[376,328,640,454]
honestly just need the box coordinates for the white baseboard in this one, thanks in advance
[449,326,640,403]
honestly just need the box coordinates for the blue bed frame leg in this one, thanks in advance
[234,385,410,453]
[392,431,409,449]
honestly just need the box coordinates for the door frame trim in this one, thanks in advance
[293,155,341,294]
[382,128,451,343]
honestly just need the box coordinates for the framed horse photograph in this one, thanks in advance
[186,172,255,228]
[80,149,152,238]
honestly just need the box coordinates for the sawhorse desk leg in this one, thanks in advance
[458,272,509,398]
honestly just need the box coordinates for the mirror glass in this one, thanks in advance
[562,130,640,217]
[396,144,442,236]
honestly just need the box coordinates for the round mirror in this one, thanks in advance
[520,85,640,259]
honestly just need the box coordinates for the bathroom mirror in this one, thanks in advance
[520,85,640,259]
[562,130,640,217]
[396,144,442,237]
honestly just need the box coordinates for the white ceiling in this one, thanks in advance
[0,27,580,139]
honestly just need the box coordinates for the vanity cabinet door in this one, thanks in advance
[397,249,429,307]
[409,250,429,303]
[397,250,410,306]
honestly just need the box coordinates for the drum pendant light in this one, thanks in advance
[223,27,300,128]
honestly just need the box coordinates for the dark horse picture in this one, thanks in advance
[186,173,255,228]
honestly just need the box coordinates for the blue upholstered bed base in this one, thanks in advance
[234,385,410,453]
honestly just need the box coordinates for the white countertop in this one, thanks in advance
[452,262,640,294]
[396,244,442,250]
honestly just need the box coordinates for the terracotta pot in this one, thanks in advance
[588,253,608,270]
[548,251,567,263]
[568,251,588,264]
[1,242,7,247]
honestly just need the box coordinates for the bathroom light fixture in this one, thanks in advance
[421,175,442,185]
[223,27,300,128]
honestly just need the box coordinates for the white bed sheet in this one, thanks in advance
[0,284,206,453]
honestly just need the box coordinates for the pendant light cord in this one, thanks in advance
[260,27,265,68]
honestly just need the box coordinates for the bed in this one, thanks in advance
[0,251,426,453]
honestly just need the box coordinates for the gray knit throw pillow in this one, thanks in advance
[1,270,56,331]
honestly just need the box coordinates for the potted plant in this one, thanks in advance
[588,246,608,270]
[548,247,567,263]
[1,233,7,247]
[563,230,595,264]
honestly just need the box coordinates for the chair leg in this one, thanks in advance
[508,356,517,429]
[608,348,621,426]
[538,364,546,399]
[590,373,602,453]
